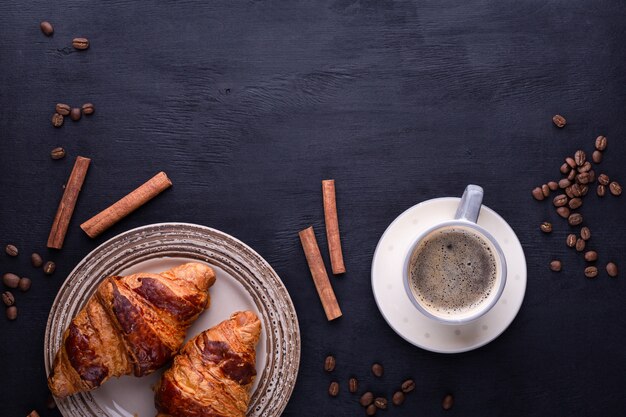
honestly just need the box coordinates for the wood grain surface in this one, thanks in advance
[1,0,626,416]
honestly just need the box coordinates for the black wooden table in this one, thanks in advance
[2,1,626,416]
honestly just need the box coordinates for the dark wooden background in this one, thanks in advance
[1,0,626,416]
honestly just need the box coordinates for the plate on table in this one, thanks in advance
[44,223,300,417]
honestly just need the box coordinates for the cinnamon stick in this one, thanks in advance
[47,156,91,249]
[80,172,172,238]
[299,226,342,321]
[322,179,346,274]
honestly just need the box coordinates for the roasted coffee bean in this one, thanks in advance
[556,206,570,218]
[566,234,577,248]
[553,194,568,207]
[366,404,377,416]
[43,261,56,275]
[609,181,622,196]
[584,251,598,262]
[2,273,20,288]
[558,179,571,189]
[349,377,358,393]
[372,363,384,377]
[540,222,552,233]
[580,184,589,196]
[550,260,562,272]
[574,150,586,166]
[568,198,582,210]
[401,379,415,393]
[560,163,570,174]
[5,244,18,257]
[587,170,595,184]
[52,113,64,128]
[584,266,598,278]
[1,291,14,306]
[576,238,586,252]
[552,114,566,128]
[442,393,454,410]
[565,157,576,168]
[55,103,70,116]
[392,391,405,406]
[580,227,591,241]
[324,355,336,372]
[81,103,95,115]
[40,21,54,36]
[531,187,544,201]
[576,172,590,185]
[541,184,550,197]
[595,135,607,151]
[360,392,374,407]
[548,181,558,191]
[328,381,339,397]
[31,252,43,268]
[597,184,606,197]
[51,147,66,160]
[578,161,592,173]
[592,150,603,164]
[571,184,582,197]
[6,305,17,321]
[18,277,31,292]
[606,262,618,278]
[598,174,610,186]
[567,169,576,182]
[72,37,90,50]
[565,186,575,198]
[70,107,81,121]
[374,397,387,409]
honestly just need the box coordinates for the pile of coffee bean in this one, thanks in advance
[51,102,95,128]
[532,135,620,278]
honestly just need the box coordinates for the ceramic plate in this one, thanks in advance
[44,223,300,417]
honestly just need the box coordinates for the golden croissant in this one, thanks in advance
[48,262,216,398]
[155,310,262,417]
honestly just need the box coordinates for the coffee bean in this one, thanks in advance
[30,252,43,268]
[578,161,592,173]
[597,184,606,197]
[70,107,81,121]
[568,198,582,210]
[1,291,14,306]
[566,234,577,248]
[558,179,571,189]
[556,206,570,218]
[52,113,64,128]
[6,305,17,321]
[575,238,586,252]
[72,37,90,50]
[366,404,377,416]
[606,262,618,278]
[349,377,358,393]
[598,174,610,186]
[5,244,18,257]
[580,227,591,241]
[374,397,387,409]
[584,266,598,278]
[576,172,590,185]
[392,391,405,406]
[574,150,586,166]
[531,187,544,201]
[570,184,582,197]
[565,186,574,198]
[401,379,415,393]
[360,392,374,407]
[541,184,550,197]
[40,21,54,36]
[595,135,607,151]
[553,194,568,207]
[372,363,384,377]
[560,163,570,174]
[548,181,558,191]
[550,260,562,272]
[584,251,598,262]
[565,157,576,168]
[51,147,66,160]
[2,273,20,288]
[43,261,56,275]
[328,381,339,397]
[609,181,622,196]
[580,184,589,196]
[18,277,31,292]
[81,103,95,115]
[324,355,336,372]
[540,222,552,233]
[592,150,603,164]
[552,114,566,128]
[442,393,454,410]
[567,169,576,182]
[587,170,596,183]
[55,103,70,116]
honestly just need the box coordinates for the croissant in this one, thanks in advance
[155,310,262,417]
[48,262,216,398]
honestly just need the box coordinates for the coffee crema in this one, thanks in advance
[408,227,497,316]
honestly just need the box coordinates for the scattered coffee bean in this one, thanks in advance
[360,392,374,407]
[70,107,82,121]
[372,363,384,377]
[565,157,576,168]
[584,266,598,278]
[18,277,31,292]
[553,194,568,207]
[46,394,57,409]
[576,172,590,185]
[556,206,570,218]
[374,397,387,409]
[568,198,582,210]
[587,171,595,184]
[548,181,558,191]
[580,227,591,241]
[567,169,576,182]
[550,260,562,272]
[570,184,582,197]
[5,244,18,257]
[81,103,95,115]
[43,261,56,275]
[595,135,607,151]
[541,184,550,197]
[574,150,586,166]
[1,291,15,306]
[552,114,566,128]
[558,179,571,189]
[598,174,610,186]
[566,234,577,248]
[324,355,336,372]
[532,187,544,201]
[392,391,405,406]
[2,273,20,288]
[560,163,570,174]
[366,404,377,416]
[609,181,622,196]
[328,381,339,397]
[575,238,586,252]
[580,184,589,196]
[349,377,358,393]
[442,393,454,410]
[40,21,54,36]
[592,150,603,164]
[540,222,552,233]
[55,103,71,116]
[31,252,43,268]
[51,147,66,160]
[72,37,90,50]
[6,305,17,320]
[401,379,415,393]
[584,251,598,262]
[564,186,574,198]
[597,184,606,197]
[578,161,592,173]
[52,113,64,128]
[606,262,618,278]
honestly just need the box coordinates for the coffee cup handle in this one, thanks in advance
[454,185,484,223]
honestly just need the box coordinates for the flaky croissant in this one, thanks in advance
[48,262,216,398]
[155,310,262,417]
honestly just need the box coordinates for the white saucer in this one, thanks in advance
[371,198,527,354]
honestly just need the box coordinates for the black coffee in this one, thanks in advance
[408,227,497,316]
